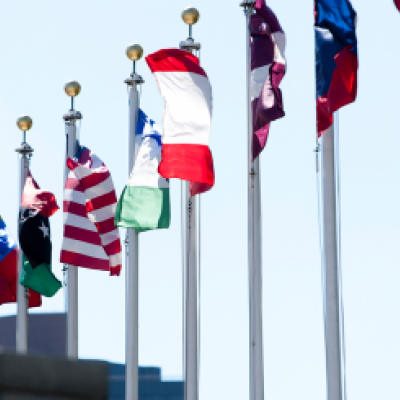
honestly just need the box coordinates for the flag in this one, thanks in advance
[60,146,122,276]
[250,0,286,160]
[146,48,215,197]
[18,172,62,297]
[0,216,41,307]
[115,109,170,232]
[315,0,358,136]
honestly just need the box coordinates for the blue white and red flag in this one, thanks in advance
[0,216,41,307]
[315,0,358,136]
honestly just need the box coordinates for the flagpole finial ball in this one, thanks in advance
[64,80,81,97]
[182,7,200,25]
[126,44,143,61]
[17,115,32,132]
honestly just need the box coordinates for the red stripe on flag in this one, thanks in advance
[0,247,18,284]
[63,201,87,217]
[0,248,42,307]
[60,250,110,272]
[110,264,121,276]
[317,46,357,137]
[158,144,214,196]
[63,225,102,246]
[27,289,42,308]
[86,191,117,213]
[0,275,16,305]
[79,170,110,191]
[146,49,207,77]
[103,239,122,257]
[94,218,118,235]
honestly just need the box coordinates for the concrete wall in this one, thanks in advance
[0,352,108,400]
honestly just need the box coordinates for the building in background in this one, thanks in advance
[0,313,66,356]
[109,363,183,400]
[0,313,183,400]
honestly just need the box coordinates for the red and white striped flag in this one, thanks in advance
[60,147,122,276]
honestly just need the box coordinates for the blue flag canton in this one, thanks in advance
[137,109,162,147]
[71,141,87,161]
[315,0,357,98]
[0,217,17,263]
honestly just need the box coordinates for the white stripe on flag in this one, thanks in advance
[101,230,121,247]
[251,64,271,101]
[271,32,286,65]
[87,204,117,223]
[62,237,108,260]
[64,189,86,205]
[63,212,98,232]
[109,253,122,267]
[153,71,212,145]
[72,156,104,179]
[84,176,115,201]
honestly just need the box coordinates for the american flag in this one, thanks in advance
[60,146,122,276]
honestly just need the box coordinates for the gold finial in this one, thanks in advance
[64,80,81,97]
[17,115,33,132]
[126,44,144,61]
[182,7,200,25]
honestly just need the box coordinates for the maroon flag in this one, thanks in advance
[251,0,286,159]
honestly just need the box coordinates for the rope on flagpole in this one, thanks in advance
[333,113,347,400]
[315,139,325,302]
[181,181,186,382]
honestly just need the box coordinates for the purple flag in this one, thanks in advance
[251,0,286,159]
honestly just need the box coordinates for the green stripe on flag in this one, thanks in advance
[115,186,170,232]
[20,255,62,297]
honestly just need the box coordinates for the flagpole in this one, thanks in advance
[320,117,345,400]
[180,8,201,400]
[63,81,82,359]
[15,116,34,354]
[240,2,264,400]
[124,44,144,400]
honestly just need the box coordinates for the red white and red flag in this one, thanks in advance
[60,147,122,276]
[146,49,215,196]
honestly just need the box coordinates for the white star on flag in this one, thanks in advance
[39,222,49,238]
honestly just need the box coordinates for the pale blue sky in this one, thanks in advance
[1,1,400,399]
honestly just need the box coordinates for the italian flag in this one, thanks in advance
[115,110,170,232]
[145,49,215,196]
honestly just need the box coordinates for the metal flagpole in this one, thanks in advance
[15,115,34,354]
[320,117,346,400]
[124,44,144,400]
[63,80,82,359]
[179,8,201,400]
[240,2,264,400]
